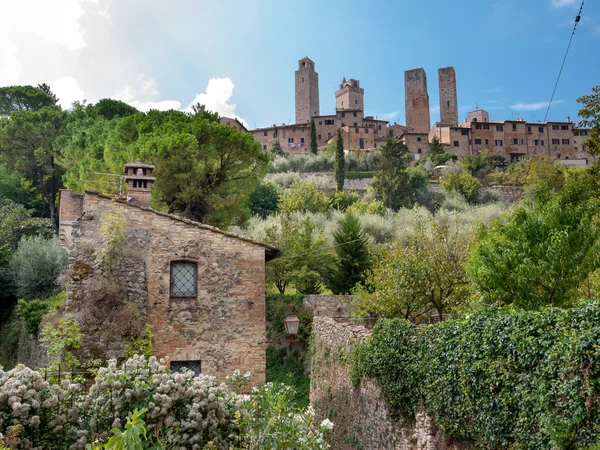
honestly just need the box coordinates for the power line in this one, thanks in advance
[543,0,584,123]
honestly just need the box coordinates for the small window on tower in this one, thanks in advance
[355,100,358,104]
[302,77,304,83]
[447,101,450,107]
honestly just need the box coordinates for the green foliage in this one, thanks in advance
[270,140,287,158]
[351,302,600,449]
[310,119,318,155]
[59,109,269,228]
[522,156,565,190]
[265,293,312,343]
[92,99,139,120]
[371,139,422,210]
[345,198,387,216]
[0,312,21,368]
[334,129,345,191]
[0,106,66,228]
[441,169,481,204]
[469,172,600,309]
[16,291,65,335]
[266,346,310,408]
[355,218,473,321]
[0,85,57,116]
[0,165,41,212]
[328,191,359,212]
[0,199,51,252]
[427,136,457,166]
[461,150,506,178]
[278,180,329,214]
[125,325,153,359]
[101,408,147,450]
[234,381,332,449]
[577,85,600,156]
[268,151,381,174]
[10,235,68,301]
[264,217,336,294]
[327,213,371,295]
[247,181,279,218]
[95,205,127,270]
[39,317,82,374]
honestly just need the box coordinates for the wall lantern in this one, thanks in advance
[283,315,300,339]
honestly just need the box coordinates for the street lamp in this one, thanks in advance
[283,315,300,340]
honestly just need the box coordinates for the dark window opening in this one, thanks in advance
[359,138,364,149]
[170,261,197,298]
[417,137,422,142]
[453,140,459,147]
[171,360,201,376]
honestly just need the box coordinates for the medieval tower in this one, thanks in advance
[335,78,364,112]
[438,67,458,124]
[295,57,320,124]
[404,68,431,134]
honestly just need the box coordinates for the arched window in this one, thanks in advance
[417,137,422,142]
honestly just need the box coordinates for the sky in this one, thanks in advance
[1,0,598,129]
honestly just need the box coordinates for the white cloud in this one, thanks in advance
[186,77,248,128]
[51,76,86,108]
[510,100,564,111]
[128,100,182,112]
[551,0,577,7]
[0,0,94,85]
[114,75,160,102]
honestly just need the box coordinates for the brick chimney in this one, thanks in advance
[124,162,155,207]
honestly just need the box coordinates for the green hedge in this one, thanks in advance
[351,301,600,449]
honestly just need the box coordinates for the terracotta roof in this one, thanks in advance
[85,191,281,261]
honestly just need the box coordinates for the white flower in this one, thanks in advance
[320,418,334,431]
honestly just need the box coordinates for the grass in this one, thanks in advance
[266,345,310,408]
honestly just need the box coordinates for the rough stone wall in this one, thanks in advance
[62,192,267,383]
[295,59,320,124]
[438,67,458,124]
[311,317,470,450]
[303,295,352,318]
[405,69,431,134]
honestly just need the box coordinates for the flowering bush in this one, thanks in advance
[1,357,332,449]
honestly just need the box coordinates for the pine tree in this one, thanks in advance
[327,213,371,294]
[334,129,345,191]
[310,119,318,155]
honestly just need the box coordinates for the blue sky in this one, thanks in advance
[1,0,598,128]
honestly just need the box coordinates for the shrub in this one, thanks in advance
[328,191,360,211]
[248,181,279,218]
[351,302,600,449]
[441,170,480,204]
[10,235,68,301]
[268,171,300,188]
[278,180,329,214]
[16,291,66,335]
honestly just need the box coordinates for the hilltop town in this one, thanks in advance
[222,57,592,165]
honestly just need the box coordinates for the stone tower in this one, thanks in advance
[295,57,320,124]
[335,78,364,111]
[404,68,431,134]
[438,67,458,124]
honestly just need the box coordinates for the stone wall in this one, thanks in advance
[404,68,431,134]
[303,295,352,318]
[311,317,470,450]
[60,191,269,383]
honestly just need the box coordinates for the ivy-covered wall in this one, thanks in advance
[311,317,467,450]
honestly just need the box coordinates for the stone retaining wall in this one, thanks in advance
[311,317,469,450]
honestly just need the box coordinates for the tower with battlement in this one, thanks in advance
[404,68,431,134]
[335,78,364,112]
[295,57,320,124]
[438,67,458,124]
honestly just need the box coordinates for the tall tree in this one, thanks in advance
[356,218,472,321]
[371,139,417,210]
[469,171,600,309]
[428,136,457,166]
[0,107,66,229]
[327,213,371,294]
[0,85,57,116]
[310,119,318,155]
[334,129,345,191]
[577,85,600,157]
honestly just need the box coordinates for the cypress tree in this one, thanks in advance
[310,119,318,155]
[334,129,345,191]
[327,213,371,294]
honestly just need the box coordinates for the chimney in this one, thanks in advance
[124,162,155,208]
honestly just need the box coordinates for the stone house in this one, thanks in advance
[58,162,279,383]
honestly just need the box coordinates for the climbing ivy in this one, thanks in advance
[351,301,600,449]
